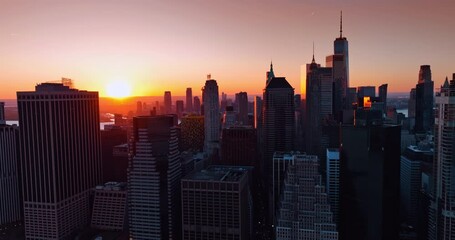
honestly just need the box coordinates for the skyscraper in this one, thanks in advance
[181,166,253,240]
[326,148,340,224]
[0,102,5,124]
[253,96,262,129]
[91,182,127,232]
[339,108,401,240]
[274,152,338,240]
[236,91,249,125]
[334,11,349,101]
[262,66,295,222]
[202,75,220,156]
[127,115,181,240]
[430,74,455,240]
[415,65,434,133]
[17,82,102,239]
[193,96,201,115]
[164,91,172,114]
[176,100,184,118]
[379,84,388,114]
[186,87,193,113]
[0,123,21,227]
[219,126,257,167]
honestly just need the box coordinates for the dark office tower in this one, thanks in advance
[0,102,5,124]
[176,100,184,118]
[415,65,434,133]
[236,92,249,125]
[223,106,236,129]
[262,71,295,222]
[379,84,388,114]
[202,76,220,156]
[274,153,338,239]
[0,124,21,227]
[219,126,257,167]
[193,96,201,115]
[253,96,262,129]
[430,75,455,240]
[334,12,349,99]
[181,166,253,240]
[17,82,102,239]
[409,88,417,130]
[164,91,172,114]
[100,126,127,182]
[91,182,127,232]
[180,115,204,151]
[220,92,228,112]
[357,86,376,99]
[186,87,193,113]
[128,115,181,240]
[339,109,401,240]
[305,56,333,156]
[136,101,143,115]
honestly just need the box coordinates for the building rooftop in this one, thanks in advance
[95,182,127,191]
[183,166,251,183]
[266,77,293,89]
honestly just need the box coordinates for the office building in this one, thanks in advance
[164,91,172,114]
[128,115,181,240]
[219,126,257,167]
[326,148,340,224]
[415,65,434,133]
[236,92,249,125]
[0,123,21,227]
[253,96,262,129]
[180,115,204,152]
[17,82,102,239]
[379,84,388,114]
[430,74,455,240]
[222,106,236,129]
[91,182,127,231]
[340,108,401,240]
[181,166,253,240]
[275,153,338,240]
[202,76,220,156]
[186,87,193,113]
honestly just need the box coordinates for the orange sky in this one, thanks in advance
[1,0,454,99]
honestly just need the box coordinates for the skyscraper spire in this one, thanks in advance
[312,42,315,63]
[269,61,275,78]
[340,11,343,38]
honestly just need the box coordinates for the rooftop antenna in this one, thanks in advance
[340,11,343,38]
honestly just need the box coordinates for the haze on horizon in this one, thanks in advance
[0,0,454,99]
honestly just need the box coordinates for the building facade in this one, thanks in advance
[17,82,102,239]
[91,182,127,231]
[186,87,193,113]
[202,77,220,156]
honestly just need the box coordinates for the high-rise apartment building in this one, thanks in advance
[275,152,338,240]
[186,87,193,113]
[164,91,172,114]
[17,82,102,239]
[326,148,340,224]
[127,115,181,240]
[181,166,253,240]
[430,74,455,240]
[0,123,21,227]
[202,76,220,156]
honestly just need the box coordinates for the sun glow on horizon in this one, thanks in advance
[106,80,132,98]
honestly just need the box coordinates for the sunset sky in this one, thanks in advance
[1,0,454,99]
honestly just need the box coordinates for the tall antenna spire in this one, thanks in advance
[340,11,343,38]
[312,42,315,63]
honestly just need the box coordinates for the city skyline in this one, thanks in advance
[1,0,455,98]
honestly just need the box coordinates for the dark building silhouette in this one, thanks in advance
[379,84,388,114]
[100,126,128,182]
[202,76,220,156]
[0,123,21,227]
[193,96,201,115]
[339,108,401,240]
[181,166,253,240]
[127,115,181,240]
[0,102,5,124]
[17,82,102,239]
[176,100,184,119]
[262,65,295,223]
[164,91,172,114]
[414,65,434,133]
[186,87,193,113]
[236,91,249,125]
[219,126,257,167]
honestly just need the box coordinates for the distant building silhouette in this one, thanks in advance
[379,84,388,114]
[100,126,128,182]
[17,82,102,239]
[127,115,181,240]
[202,76,220,156]
[222,106,236,129]
[176,100,184,118]
[186,87,193,113]
[415,65,434,133]
[0,123,21,227]
[181,166,253,239]
[164,91,172,114]
[193,96,201,115]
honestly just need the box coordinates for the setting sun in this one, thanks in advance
[106,81,132,98]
